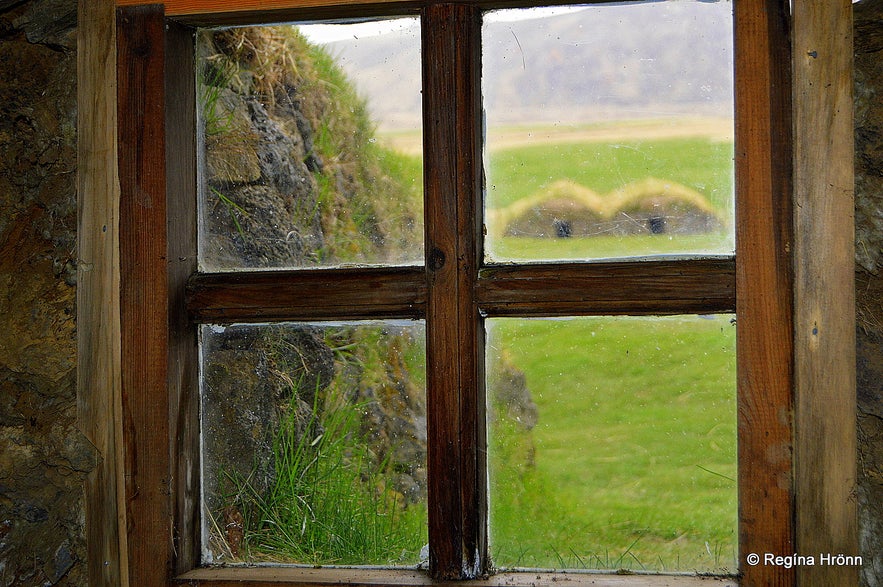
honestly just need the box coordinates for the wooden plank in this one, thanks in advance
[187,267,426,323]
[177,566,738,586]
[165,18,201,575]
[733,0,794,584]
[115,0,622,23]
[791,1,858,585]
[477,258,735,317]
[187,259,734,323]
[422,4,485,580]
[117,5,172,585]
[116,0,418,15]
[77,2,128,585]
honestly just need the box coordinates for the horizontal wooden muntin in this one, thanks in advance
[477,257,735,317]
[118,0,636,26]
[186,266,427,323]
[186,257,735,323]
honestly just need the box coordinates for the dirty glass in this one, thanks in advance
[482,2,734,262]
[486,315,737,573]
[196,18,423,271]
[200,321,428,566]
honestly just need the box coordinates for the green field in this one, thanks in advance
[485,136,734,210]
[487,316,737,573]
[474,131,738,573]
[484,136,735,262]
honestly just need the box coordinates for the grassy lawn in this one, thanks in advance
[485,137,734,210]
[487,316,738,573]
[488,233,731,261]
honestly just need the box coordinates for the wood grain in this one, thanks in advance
[187,267,426,323]
[77,1,127,585]
[791,1,858,585]
[477,258,734,317]
[176,566,738,586]
[115,0,628,24]
[117,5,172,585]
[422,4,485,580]
[187,258,733,324]
[733,0,795,584]
[166,18,201,575]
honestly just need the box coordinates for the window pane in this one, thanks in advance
[197,19,423,270]
[483,2,734,262]
[200,321,427,566]
[486,315,737,573]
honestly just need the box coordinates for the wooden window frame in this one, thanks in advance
[77,0,857,585]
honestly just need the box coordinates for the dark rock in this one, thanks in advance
[45,540,76,583]
[200,325,336,514]
[0,3,91,583]
[489,353,539,432]
[855,3,883,584]
[855,0,883,274]
[14,0,76,48]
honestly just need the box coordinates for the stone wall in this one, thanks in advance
[854,1,883,585]
[0,1,94,585]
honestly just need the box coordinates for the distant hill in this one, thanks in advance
[321,2,734,129]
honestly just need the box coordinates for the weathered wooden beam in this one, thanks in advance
[477,258,735,317]
[176,566,739,586]
[186,258,733,323]
[422,3,486,580]
[792,1,858,585]
[187,267,426,323]
[114,0,626,24]
[77,0,127,585]
[733,0,795,584]
[117,5,173,585]
[165,17,201,575]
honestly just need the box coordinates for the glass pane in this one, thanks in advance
[200,321,428,566]
[486,315,737,573]
[483,2,734,262]
[197,19,423,270]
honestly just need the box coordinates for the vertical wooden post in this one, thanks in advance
[166,19,201,575]
[77,1,127,585]
[117,5,173,585]
[423,3,486,580]
[734,0,795,584]
[792,1,858,585]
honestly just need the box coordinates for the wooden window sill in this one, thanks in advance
[177,567,738,586]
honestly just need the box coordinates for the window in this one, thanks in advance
[81,0,857,585]
[182,3,741,578]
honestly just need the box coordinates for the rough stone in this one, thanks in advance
[200,325,336,518]
[488,352,539,432]
[0,1,93,584]
[202,90,323,268]
[855,2,883,585]
[855,0,883,274]
[13,0,76,48]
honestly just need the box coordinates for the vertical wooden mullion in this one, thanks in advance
[117,5,172,585]
[423,3,486,580]
[166,19,201,575]
[733,0,794,585]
